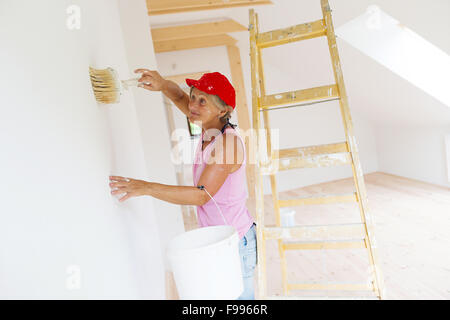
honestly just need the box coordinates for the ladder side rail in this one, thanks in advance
[320,0,385,298]
[249,9,268,300]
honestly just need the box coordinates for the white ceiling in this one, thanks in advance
[148,0,450,126]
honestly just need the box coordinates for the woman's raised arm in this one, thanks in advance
[134,68,190,117]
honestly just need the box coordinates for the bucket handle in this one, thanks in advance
[197,185,228,225]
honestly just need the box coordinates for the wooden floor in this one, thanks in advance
[248,172,450,299]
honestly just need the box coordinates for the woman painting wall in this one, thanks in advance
[109,69,257,300]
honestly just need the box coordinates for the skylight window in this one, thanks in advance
[336,5,450,107]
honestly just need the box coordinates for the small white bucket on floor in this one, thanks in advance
[280,208,296,227]
[166,225,244,300]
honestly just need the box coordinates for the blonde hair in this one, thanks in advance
[189,86,233,124]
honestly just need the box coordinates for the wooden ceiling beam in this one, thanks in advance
[154,34,237,53]
[147,0,273,15]
[164,71,210,84]
[152,19,247,42]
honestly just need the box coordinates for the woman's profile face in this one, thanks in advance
[188,87,223,126]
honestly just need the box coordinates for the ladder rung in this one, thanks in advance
[266,152,351,172]
[275,142,348,158]
[260,142,351,174]
[278,193,357,207]
[257,19,326,49]
[260,84,339,110]
[263,223,366,241]
[282,239,366,250]
[287,283,373,291]
[266,295,379,300]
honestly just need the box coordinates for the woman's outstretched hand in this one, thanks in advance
[109,175,149,202]
[134,69,166,91]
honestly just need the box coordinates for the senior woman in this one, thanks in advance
[108,69,257,300]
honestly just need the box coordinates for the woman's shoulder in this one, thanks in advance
[223,126,243,140]
[213,127,245,166]
[223,127,244,149]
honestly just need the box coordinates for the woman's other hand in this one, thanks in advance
[109,175,149,202]
[134,69,166,91]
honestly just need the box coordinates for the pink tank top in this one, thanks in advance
[193,126,254,240]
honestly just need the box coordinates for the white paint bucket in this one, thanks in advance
[280,208,296,227]
[167,225,244,300]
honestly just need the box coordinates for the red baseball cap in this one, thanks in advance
[185,72,236,109]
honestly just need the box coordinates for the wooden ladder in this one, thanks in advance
[248,0,385,299]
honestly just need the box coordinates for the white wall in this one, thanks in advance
[331,1,450,189]
[376,125,450,188]
[117,0,186,274]
[0,0,173,299]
